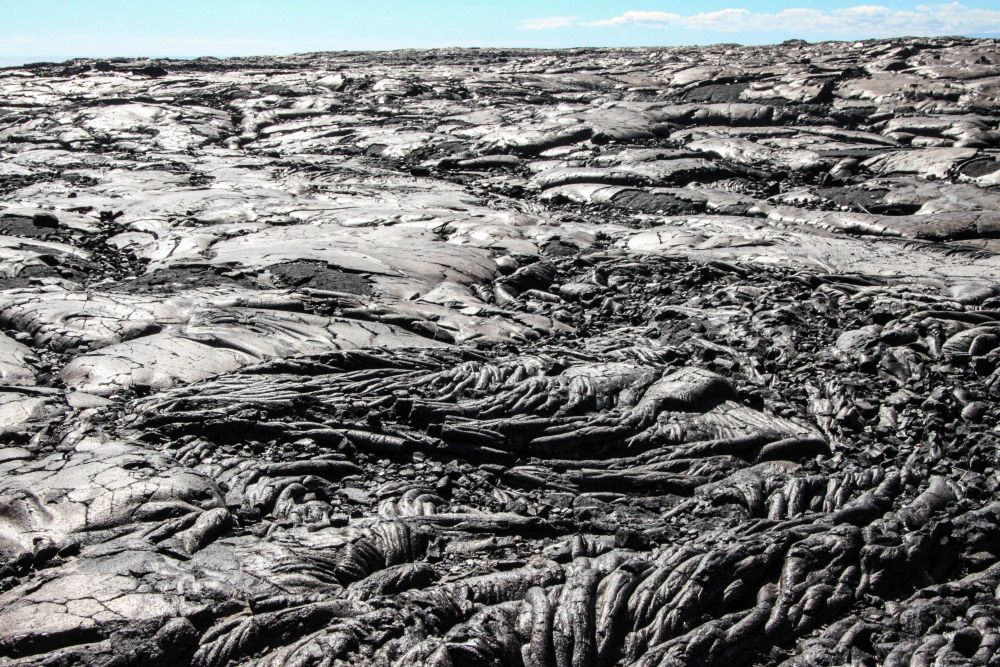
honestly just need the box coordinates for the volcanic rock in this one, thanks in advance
[0,38,998,667]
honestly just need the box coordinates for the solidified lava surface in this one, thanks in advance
[1,38,1000,666]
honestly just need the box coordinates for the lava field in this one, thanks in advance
[1,38,1000,666]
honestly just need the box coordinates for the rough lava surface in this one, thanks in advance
[1,38,1000,666]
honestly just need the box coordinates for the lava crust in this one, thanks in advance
[1,38,1000,667]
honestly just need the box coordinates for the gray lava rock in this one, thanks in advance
[0,37,998,667]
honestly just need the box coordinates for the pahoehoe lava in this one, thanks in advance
[0,38,999,666]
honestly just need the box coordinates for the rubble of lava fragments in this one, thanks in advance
[1,37,1000,667]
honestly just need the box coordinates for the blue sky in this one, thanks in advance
[2,0,999,64]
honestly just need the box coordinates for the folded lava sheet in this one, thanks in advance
[1,38,999,666]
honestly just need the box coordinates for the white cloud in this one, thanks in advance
[523,3,1000,36]
[519,16,579,31]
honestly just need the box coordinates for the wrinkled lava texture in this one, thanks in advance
[1,38,1000,667]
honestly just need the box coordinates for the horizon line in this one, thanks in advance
[3,32,999,68]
